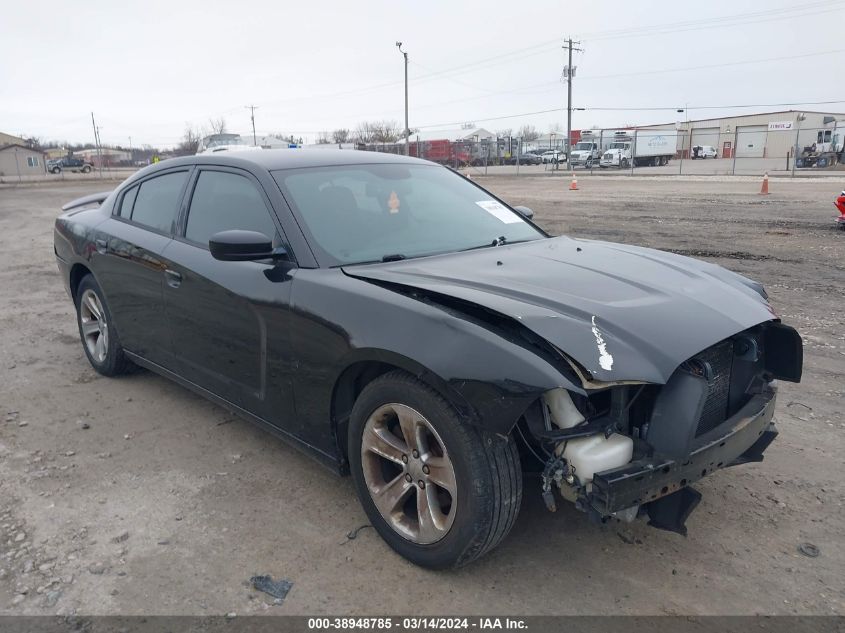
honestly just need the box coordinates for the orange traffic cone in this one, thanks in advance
[569,172,578,191]
[759,172,769,195]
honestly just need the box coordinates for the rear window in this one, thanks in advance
[130,171,188,234]
[118,185,138,218]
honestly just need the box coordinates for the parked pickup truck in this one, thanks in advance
[47,157,93,174]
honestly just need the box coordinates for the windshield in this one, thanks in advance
[274,163,544,266]
[574,142,593,150]
[609,142,628,149]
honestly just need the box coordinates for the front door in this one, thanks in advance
[162,167,296,426]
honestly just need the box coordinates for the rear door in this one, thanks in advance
[161,166,296,424]
[94,168,190,367]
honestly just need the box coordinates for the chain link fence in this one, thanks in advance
[357,126,844,177]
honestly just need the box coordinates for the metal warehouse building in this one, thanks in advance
[636,110,845,159]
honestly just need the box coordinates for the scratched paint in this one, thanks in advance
[590,315,614,371]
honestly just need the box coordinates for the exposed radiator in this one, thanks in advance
[694,340,734,436]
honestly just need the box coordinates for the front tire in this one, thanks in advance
[349,371,522,569]
[75,274,134,376]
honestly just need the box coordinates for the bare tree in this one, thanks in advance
[372,119,400,143]
[178,124,201,155]
[315,131,331,144]
[353,121,376,144]
[332,128,350,144]
[22,135,44,149]
[495,128,513,139]
[518,125,539,141]
[208,117,228,135]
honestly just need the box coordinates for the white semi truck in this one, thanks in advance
[569,130,608,168]
[599,130,676,168]
[795,118,845,168]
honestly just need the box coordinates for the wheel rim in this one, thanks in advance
[360,403,457,544]
[79,289,108,363]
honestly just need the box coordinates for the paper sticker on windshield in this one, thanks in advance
[476,200,523,224]
[388,191,400,214]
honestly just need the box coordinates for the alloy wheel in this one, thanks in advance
[79,289,109,363]
[360,403,457,544]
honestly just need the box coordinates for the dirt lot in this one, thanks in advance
[0,176,843,616]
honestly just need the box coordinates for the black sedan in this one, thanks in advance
[54,150,802,568]
[505,153,543,165]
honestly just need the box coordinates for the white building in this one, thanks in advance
[636,110,845,159]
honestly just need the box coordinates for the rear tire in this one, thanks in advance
[75,274,134,376]
[348,371,522,569]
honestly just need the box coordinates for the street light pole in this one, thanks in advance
[396,42,409,155]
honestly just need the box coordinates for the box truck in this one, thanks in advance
[599,130,676,168]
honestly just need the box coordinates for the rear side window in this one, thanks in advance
[185,170,276,247]
[130,171,188,233]
[118,185,138,217]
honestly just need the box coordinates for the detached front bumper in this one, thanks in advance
[588,385,778,517]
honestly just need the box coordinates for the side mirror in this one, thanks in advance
[513,205,534,220]
[209,230,285,262]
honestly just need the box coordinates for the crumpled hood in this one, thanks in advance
[344,236,776,384]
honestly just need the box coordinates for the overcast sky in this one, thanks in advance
[2,0,844,148]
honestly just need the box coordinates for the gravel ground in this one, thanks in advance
[0,177,842,616]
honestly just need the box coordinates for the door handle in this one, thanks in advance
[164,269,182,288]
[95,238,108,254]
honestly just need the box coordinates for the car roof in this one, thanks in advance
[138,149,432,174]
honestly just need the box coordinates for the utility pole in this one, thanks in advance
[396,42,409,155]
[91,112,103,178]
[246,105,259,146]
[677,105,689,174]
[791,112,805,177]
[563,38,582,169]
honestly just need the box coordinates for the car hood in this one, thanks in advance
[343,236,776,384]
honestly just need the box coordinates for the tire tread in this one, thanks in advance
[354,370,522,568]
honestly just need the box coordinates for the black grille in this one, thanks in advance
[694,340,734,436]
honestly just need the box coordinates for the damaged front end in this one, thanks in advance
[522,321,802,536]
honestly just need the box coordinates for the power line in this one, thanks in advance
[578,49,845,81]
[276,46,845,127]
[580,0,845,41]
[411,99,845,131]
[580,99,845,111]
[204,2,844,120]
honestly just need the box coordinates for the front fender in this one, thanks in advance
[290,270,581,444]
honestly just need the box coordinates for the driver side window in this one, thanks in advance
[185,170,278,248]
